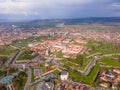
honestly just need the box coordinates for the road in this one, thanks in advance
[24,67,31,90]
[84,59,97,76]
[5,50,22,67]
[35,82,44,90]
[12,50,22,64]
[5,55,15,67]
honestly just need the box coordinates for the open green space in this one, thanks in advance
[9,67,18,73]
[31,68,35,82]
[86,40,120,54]
[0,71,6,78]
[62,41,120,86]
[0,56,8,64]
[0,67,18,78]
[17,50,38,60]
[56,51,63,58]
[40,63,45,73]
[0,45,17,55]
[99,57,120,67]
[0,85,6,90]
[60,54,91,71]
[13,71,27,90]
[53,70,61,75]
[69,63,99,85]
[68,57,120,85]
[89,27,106,30]
[12,36,56,46]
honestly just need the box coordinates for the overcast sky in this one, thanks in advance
[0,0,120,21]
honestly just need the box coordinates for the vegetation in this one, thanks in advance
[12,36,56,46]
[0,67,18,78]
[0,56,8,64]
[17,50,38,60]
[0,70,6,78]
[0,85,6,90]
[61,54,90,70]
[63,41,120,85]
[13,71,27,90]
[40,63,45,72]
[69,63,100,85]
[76,54,84,66]
[53,70,61,76]
[0,45,17,55]
[31,67,35,82]
[99,57,120,67]
[9,67,18,74]
[86,40,120,54]
[68,57,120,85]
[56,51,63,58]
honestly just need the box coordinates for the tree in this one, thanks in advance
[118,57,120,62]
[76,54,84,66]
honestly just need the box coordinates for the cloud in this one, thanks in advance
[0,0,120,20]
[0,0,96,15]
[111,3,120,9]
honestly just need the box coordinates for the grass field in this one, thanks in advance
[31,68,35,82]
[63,41,120,85]
[0,56,8,63]
[86,40,120,54]
[69,63,100,85]
[99,57,120,67]
[12,36,56,46]
[56,51,63,58]
[17,50,38,60]
[68,57,120,85]
[0,45,17,55]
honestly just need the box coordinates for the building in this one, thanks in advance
[100,76,108,81]
[113,68,120,74]
[42,82,54,90]
[100,83,109,88]
[60,71,68,81]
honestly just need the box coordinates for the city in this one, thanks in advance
[0,0,120,90]
[0,22,120,90]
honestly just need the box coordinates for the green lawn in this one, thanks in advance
[0,56,8,63]
[68,57,120,85]
[12,36,56,46]
[0,45,17,55]
[17,50,38,60]
[69,63,100,85]
[40,63,45,73]
[56,51,63,58]
[60,41,120,86]
[86,40,120,54]
[0,67,18,78]
[99,57,120,67]
[31,68,35,82]
[53,70,61,76]
[60,56,91,71]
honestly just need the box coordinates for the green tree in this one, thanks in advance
[76,54,84,66]
[118,57,120,62]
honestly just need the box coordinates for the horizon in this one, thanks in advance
[0,17,120,23]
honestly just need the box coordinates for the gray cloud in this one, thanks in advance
[0,0,120,21]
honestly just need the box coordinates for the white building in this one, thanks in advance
[60,71,68,81]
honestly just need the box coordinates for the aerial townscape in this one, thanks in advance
[0,0,120,90]
[0,17,120,90]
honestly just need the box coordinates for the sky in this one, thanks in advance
[0,0,120,21]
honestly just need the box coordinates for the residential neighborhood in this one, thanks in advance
[0,19,120,90]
